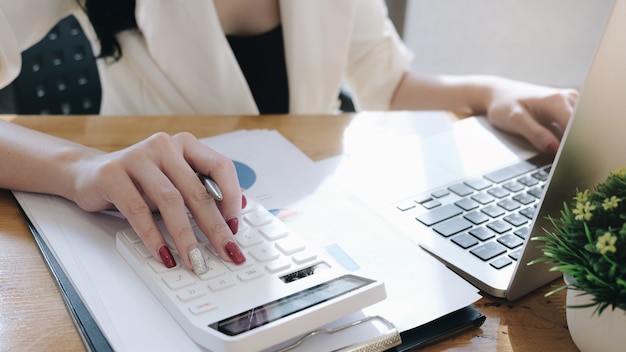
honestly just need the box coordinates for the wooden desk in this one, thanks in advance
[0,113,579,351]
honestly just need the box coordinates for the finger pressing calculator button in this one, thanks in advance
[222,259,253,272]
[148,258,179,274]
[196,260,226,280]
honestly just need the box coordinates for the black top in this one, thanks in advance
[227,25,289,114]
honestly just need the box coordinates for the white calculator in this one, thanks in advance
[115,199,386,352]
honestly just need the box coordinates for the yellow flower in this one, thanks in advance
[572,201,595,221]
[596,232,617,255]
[611,166,626,179]
[574,190,590,204]
[602,196,621,211]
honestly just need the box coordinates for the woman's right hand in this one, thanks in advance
[67,132,246,273]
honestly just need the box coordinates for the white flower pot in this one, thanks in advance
[564,275,626,352]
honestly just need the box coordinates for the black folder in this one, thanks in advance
[25,206,485,352]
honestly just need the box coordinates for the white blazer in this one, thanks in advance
[0,0,413,115]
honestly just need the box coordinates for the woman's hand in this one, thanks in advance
[483,78,579,155]
[389,73,579,155]
[68,132,246,272]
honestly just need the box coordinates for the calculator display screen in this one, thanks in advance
[210,274,374,336]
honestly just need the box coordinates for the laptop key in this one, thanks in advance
[464,178,492,190]
[448,183,474,197]
[422,199,441,209]
[497,199,520,211]
[513,227,530,239]
[512,193,535,205]
[464,210,490,225]
[433,217,473,237]
[518,176,539,187]
[520,207,536,219]
[470,242,507,261]
[482,204,505,218]
[484,159,541,183]
[487,187,510,198]
[487,220,512,234]
[455,198,480,211]
[497,234,525,249]
[485,154,549,183]
[452,233,479,249]
[416,204,462,226]
[490,256,513,269]
[528,186,545,198]
[471,192,495,205]
[469,226,496,241]
[431,189,450,198]
[503,181,525,192]
[509,249,523,261]
[503,213,529,227]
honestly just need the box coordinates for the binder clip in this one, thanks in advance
[275,315,401,352]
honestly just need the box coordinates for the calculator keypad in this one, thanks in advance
[118,203,317,312]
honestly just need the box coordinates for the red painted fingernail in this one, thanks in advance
[227,217,239,234]
[225,241,246,264]
[546,142,559,155]
[158,246,176,268]
[242,194,247,209]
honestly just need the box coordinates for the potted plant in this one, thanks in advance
[532,167,626,352]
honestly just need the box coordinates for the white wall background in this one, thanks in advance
[400,0,615,88]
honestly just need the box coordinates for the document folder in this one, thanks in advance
[27,199,484,352]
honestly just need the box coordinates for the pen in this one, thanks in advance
[198,173,223,201]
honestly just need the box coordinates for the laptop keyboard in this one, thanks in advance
[394,155,552,270]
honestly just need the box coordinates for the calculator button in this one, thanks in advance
[162,271,196,290]
[207,276,237,291]
[265,258,291,273]
[249,244,280,262]
[244,210,274,226]
[292,251,317,265]
[120,229,142,244]
[148,258,179,274]
[196,260,226,280]
[259,221,289,240]
[177,287,206,302]
[275,236,306,255]
[237,266,264,282]
[134,243,152,259]
[223,259,253,272]
[188,301,217,315]
[234,230,264,248]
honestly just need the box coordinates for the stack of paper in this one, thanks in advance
[14,128,480,351]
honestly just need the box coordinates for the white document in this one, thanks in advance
[13,124,480,351]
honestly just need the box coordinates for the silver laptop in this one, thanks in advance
[338,0,624,300]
